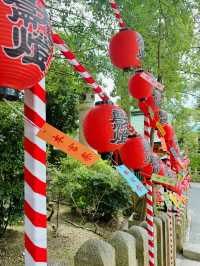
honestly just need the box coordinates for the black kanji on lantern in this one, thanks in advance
[3,0,48,29]
[3,0,53,71]
[111,109,128,144]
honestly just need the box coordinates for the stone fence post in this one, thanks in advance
[109,230,137,266]
[74,239,116,266]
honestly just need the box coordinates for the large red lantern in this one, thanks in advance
[120,135,151,170]
[0,0,53,90]
[109,29,144,69]
[83,101,129,153]
[128,71,153,100]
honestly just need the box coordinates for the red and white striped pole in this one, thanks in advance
[52,34,109,102]
[144,114,155,266]
[108,0,126,28]
[24,79,47,265]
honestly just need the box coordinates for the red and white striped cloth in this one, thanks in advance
[144,114,155,266]
[146,179,155,266]
[24,79,47,265]
[52,34,109,102]
[109,0,126,28]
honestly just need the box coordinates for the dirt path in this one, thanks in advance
[0,222,103,266]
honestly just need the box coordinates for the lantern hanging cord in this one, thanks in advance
[108,0,126,28]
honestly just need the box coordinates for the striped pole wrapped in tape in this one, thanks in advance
[108,0,126,28]
[144,114,155,266]
[24,79,47,266]
[52,34,109,102]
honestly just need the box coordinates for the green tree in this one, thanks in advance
[47,1,200,116]
[0,102,24,237]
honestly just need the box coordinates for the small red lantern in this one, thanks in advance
[141,163,153,179]
[128,71,153,100]
[120,135,151,170]
[109,29,144,69]
[0,0,53,90]
[83,101,129,153]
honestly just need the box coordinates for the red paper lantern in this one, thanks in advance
[0,0,53,90]
[109,29,144,69]
[83,101,129,153]
[141,163,153,179]
[128,71,153,100]
[120,135,151,170]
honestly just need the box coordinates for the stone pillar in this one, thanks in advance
[172,213,176,266]
[154,217,164,266]
[74,239,116,266]
[128,225,149,266]
[79,93,94,146]
[109,231,137,266]
[159,213,170,266]
[175,211,184,253]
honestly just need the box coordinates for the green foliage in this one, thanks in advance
[47,0,200,119]
[0,102,24,237]
[46,59,80,133]
[48,157,132,221]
